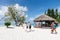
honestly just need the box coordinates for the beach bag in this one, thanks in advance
[53,24,58,28]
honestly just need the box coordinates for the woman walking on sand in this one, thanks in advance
[51,22,58,34]
[27,22,31,32]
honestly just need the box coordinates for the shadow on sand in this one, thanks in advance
[26,30,35,32]
[41,27,51,29]
[7,27,14,29]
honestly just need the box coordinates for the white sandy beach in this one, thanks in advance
[0,26,60,40]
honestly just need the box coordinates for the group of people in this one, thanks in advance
[50,22,58,34]
[23,22,32,32]
[22,21,58,33]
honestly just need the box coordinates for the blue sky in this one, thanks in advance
[0,0,60,22]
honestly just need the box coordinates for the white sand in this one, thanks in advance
[0,26,60,40]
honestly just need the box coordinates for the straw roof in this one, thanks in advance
[34,15,56,22]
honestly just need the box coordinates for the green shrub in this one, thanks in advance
[5,22,11,28]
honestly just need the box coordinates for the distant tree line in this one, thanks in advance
[45,9,60,23]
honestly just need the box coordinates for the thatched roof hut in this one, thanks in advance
[34,15,56,22]
[34,15,58,28]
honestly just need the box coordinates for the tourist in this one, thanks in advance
[51,22,58,34]
[27,22,31,32]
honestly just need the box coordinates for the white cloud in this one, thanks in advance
[0,6,8,16]
[14,4,28,11]
[0,3,28,16]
